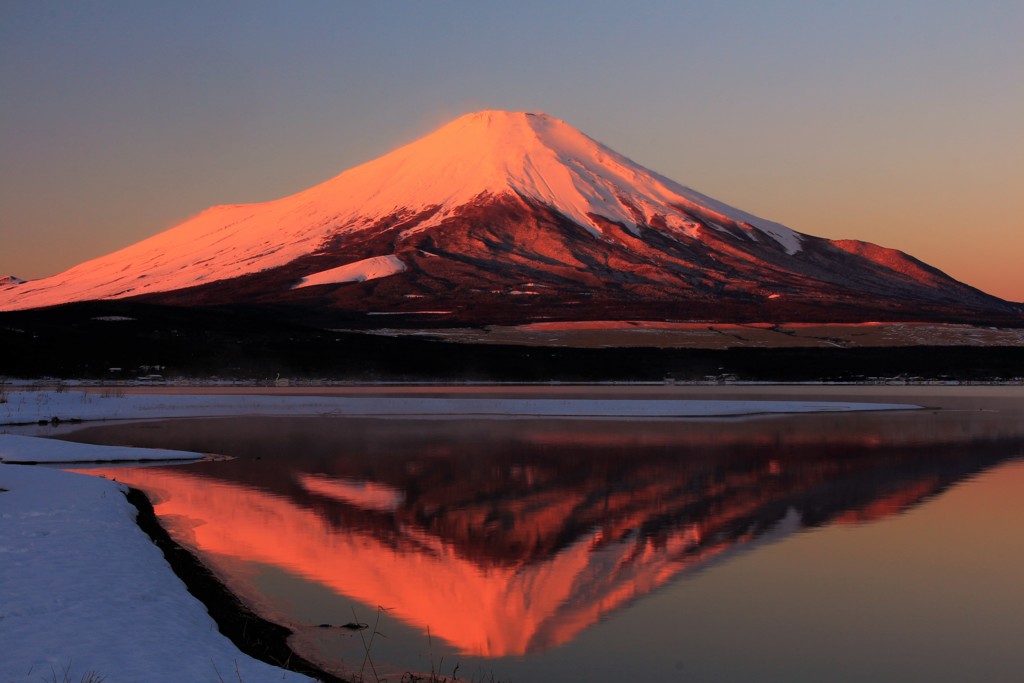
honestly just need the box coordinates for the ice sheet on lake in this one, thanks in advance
[0,390,921,426]
[0,433,201,463]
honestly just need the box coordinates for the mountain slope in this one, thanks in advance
[1,111,1018,323]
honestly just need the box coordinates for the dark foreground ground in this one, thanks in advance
[2,301,1022,382]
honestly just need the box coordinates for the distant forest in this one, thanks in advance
[2,302,1022,382]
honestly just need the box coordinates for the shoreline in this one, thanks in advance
[123,486,344,683]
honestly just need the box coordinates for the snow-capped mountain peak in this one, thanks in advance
[317,110,802,250]
[1,110,806,312]
[0,110,1014,323]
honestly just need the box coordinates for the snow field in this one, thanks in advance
[293,254,406,289]
[0,461,314,682]
[0,433,201,463]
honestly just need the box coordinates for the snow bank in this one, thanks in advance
[293,254,406,289]
[0,434,201,464]
[0,464,314,683]
[0,390,921,426]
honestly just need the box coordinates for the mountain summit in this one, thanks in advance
[1,110,1017,323]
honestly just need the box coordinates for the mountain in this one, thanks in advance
[1,111,1018,324]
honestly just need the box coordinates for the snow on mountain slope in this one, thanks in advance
[293,254,406,289]
[0,111,803,312]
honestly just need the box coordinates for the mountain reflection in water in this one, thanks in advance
[73,410,1023,658]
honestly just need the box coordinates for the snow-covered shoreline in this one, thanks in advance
[0,433,202,463]
[1,391,922,682]
[0,458,316,683]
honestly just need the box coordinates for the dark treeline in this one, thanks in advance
[2,301,1022,382]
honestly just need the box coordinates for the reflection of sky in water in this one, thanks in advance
[73,400,1024,682]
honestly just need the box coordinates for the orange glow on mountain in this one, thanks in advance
[6,109,1011,327]
[1,111,800,311]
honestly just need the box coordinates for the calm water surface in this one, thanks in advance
[67,388,1024,682]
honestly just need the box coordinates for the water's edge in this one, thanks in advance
[123,487,344,683]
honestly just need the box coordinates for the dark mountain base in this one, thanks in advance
[133,194,1022,327]
[2,302,1022,382]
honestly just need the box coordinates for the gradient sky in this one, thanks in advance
[2,1,1021,301]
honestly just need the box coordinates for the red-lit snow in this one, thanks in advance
[0,111,802,311]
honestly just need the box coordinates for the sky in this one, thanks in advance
[1,1,1021,301]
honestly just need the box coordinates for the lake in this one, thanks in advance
[66,386,1024,682]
